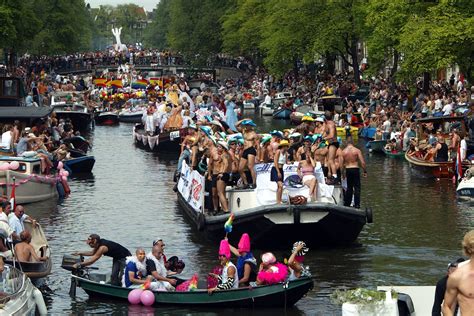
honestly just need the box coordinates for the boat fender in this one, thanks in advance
[365,207,373,223]
[33,287,47,315]
[60,177,71,196]
[197,213,206,231]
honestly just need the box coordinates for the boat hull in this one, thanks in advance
[95,113,119,125]
[367,140,387,153]
[383,150,406,159]
[118,113,143,123]
[272,108,292,119]
[63,156,95,174]
[74,274,313,308]
[177,192,368,248]
[54,111,92,131]
[133,125,190,152]
[0,171,58,204]
[2,266,41,315]
[457,178,474,198]
[405,152,455,178]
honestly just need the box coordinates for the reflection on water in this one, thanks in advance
[25,119,474,315]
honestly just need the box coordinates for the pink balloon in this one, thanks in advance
[9,161,19,170]
[128,288,143,305]
[58,161,64,170]
[63,170,69,177]
[140,290,155,306]
[0,163,9,171]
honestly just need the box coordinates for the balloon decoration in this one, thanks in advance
[140,290,155,306]
[0,163,9,171]
[57,161,64,170]
[127,288,143,305]
[9,161,19,170]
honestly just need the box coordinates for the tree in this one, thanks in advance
[398,2,474,82]
[145,0,171,50]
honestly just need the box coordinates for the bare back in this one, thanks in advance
[14,242,35,262]
[342,144,365,169]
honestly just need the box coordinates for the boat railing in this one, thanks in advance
[0,266,27,305]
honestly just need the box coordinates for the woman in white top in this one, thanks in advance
[271,140,289,204]
[0,125,13,151]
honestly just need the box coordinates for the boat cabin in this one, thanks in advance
[0,156,45,175]
[0,77,26,106]
[415,116,467,142]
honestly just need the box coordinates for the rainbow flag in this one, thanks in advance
[108,79,123,89]
[93,78,108,87]
[131,79,148,89]
[224,213,234,233]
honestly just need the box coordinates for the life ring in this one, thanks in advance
[197,212,206,231]
[365,207,373,224]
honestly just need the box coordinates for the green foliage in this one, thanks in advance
[144,0,171,50]
[331,288,398,306]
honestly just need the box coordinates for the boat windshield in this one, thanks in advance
[0,267,24,301]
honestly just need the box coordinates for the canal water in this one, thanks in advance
[29,110,473,315]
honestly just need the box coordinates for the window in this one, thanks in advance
[3,80,18,97]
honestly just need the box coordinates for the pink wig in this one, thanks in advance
[257,263,288,284]
[238,233,251,253]
[219,239,231,259]
[261,252,276,264]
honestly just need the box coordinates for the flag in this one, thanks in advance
[224,213,234,233]
[93,78,108,87]
[10,178,15,210]
[149,77,162,87]
[108,79,123,89]
[131,79,148,89]
[456,144,463,180]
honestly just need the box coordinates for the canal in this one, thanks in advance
[30,111,473,314]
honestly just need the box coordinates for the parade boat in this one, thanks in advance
[63,155,95,174]
[176,162,372,248]
[0,265,47,315]
[366,139,387,153]
[405,115,470,178]
[272,107,292,120]
[457,169,474,199]
[259,103,274,116]
[94,111,119,126]
[118,109,144,123]
[0,156,60,204]
[5,221,52,281]
[64,266,313,308]
[133,124,191,152]
[51,103,93,131]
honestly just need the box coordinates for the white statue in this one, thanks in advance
[111,27,128,52]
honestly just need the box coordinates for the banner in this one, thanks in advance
[177,161,204,212]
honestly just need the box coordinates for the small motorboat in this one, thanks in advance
[0,156,59,204]
[457,168,474,199]
[383,149,406,159]
[272,107,292,119]
[118,109,144,123]
[63,155,95,174]
[51,103,93,132]
[0,264,47,315]
[5,221,52,281]
[64,265,313,308]
[260,103,274,116]
[95,111,119,125]
[366,139,387,153]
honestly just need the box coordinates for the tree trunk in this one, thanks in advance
[423,72,430,94]
[390,49,399,86]
[325,53,336,75]
[350,40,361,86]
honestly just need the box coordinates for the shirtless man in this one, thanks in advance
[341,140,367,208]
[228,139,240,186]
[443,230,474,316]
[14,231,47,262]
[209,141,231,213]
[235,119,257,188]
[448,129,461,155]
[323,112,339,184]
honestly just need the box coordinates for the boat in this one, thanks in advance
[51,103,93,132]
[272,107,292,120]
[61,136,91,154]
[133,124,191,152]
[0,265,47,315]
[366,139,387,153]
[118,109,144,123]
[336,126,358,140]
[405,115,471,178]
[0,77,26,106]
[4,221,52,281]
[0,107,53,127]
[95,111,119,126]
[383,149,405,159]
[0,156,59,204]
[289,105,322,125]
[65,267,313,308]
[260,103,274,116]
[63,155,95,174]
[242,100,256,110]
[457,169,474,199]
[176,162,372,248]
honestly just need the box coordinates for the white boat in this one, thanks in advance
[243,101,256,110]
[118,108,145,123]
[260,103,274,116]
[0,157,59,204]
[0,265,47,315]
[457,170,474,199]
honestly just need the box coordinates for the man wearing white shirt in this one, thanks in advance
[442,98,454,116]
[8,205,36,236]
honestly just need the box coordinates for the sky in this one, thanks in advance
[87,0,159,12]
